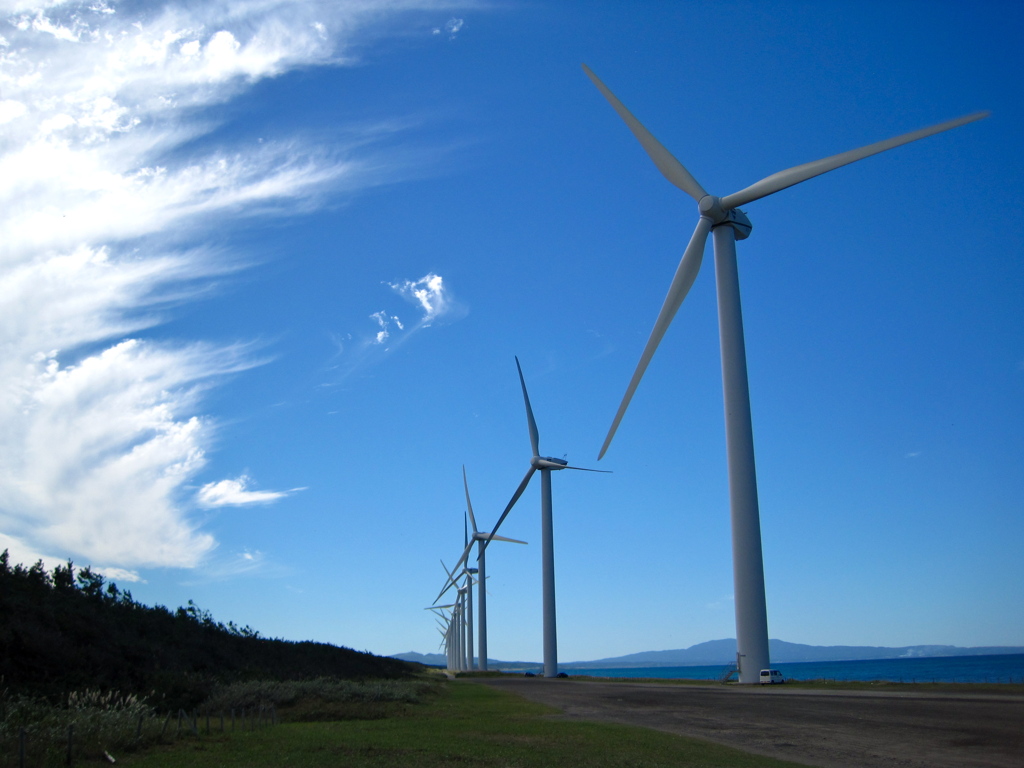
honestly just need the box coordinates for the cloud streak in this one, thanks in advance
[197,476,301,508]
[0,0,467,574]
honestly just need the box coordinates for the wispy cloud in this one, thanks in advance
[0,0,470,574]
[369,310,404,345]
[431,17,464,40]
[197,475,302,508]
[331,272,462,379]
[179,548,279,585]
[387,273,452,328]
[96,567,146,584]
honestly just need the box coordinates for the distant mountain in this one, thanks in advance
[389,651,539,669]
[394,640,1024,670]
[391,651,447,666]
[564,639,1024,668]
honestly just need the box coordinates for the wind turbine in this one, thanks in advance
[425,604,455,669]
[482,356,609,677]
[437,466,528,671]
[583,64,987,683]
[435,559,468,670]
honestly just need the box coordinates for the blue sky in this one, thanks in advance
[1,0,1021,664]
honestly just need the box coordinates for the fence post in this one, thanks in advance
[136,714,144,742]
[220,710,224,733]
[19,728,26,768]
[191,710,199,736]
[67,724,74,767]
[161,711,171,739]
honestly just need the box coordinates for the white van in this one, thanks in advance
[759,669,785,684]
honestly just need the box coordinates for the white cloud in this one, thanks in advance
[441,17,463,39]
[197,475,295,508]
[364,271,458,349]
[332,272,461,379]
[0,0,472,574]
[388,272,453,327]
[369,310,404,345]
[96,566,144,584]
[0,532,143,583]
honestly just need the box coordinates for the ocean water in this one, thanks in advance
[565,653,1024,683]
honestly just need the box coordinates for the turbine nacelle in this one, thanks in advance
[481,357,610,560]
[531,455,569,469]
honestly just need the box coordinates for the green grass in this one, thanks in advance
[118,680,805,768]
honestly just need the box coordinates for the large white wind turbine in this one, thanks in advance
[482,356,609,677]
[438,467,528,671]
[584,64,987,683]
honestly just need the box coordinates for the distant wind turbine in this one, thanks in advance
[425,604,455,669]
[437,466,528,671]
[435,559,468,670]
[583,63,987,683]
[482,356,610,677]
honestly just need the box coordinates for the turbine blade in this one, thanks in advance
[720,111,989,210]
[463,465,479,534]
[436,539,475,603]
[515,356,541,457]
[564,465,613,473]
[483,533,528,545]
[434,556,467,604]
[433,581,455,605]
[481,466,536,557]
[599,216,713,459]
[582,63,708,202]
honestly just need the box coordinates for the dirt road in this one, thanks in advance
[477,677,1024,768]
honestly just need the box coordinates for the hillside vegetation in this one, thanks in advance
[0,551,414,709]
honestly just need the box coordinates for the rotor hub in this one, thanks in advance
[698,195,752,240]
[698,194,725,222]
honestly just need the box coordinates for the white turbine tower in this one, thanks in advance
[584,64,987,683]
[439,466,528,671]
[482,356,609,678]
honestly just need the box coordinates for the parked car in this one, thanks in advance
[759,669,785,684]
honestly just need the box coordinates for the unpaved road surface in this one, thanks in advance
[478,677,1024,768]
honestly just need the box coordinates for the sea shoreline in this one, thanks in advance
[496,652,1024,683]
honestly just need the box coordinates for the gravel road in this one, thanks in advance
[477,677,1024,768]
